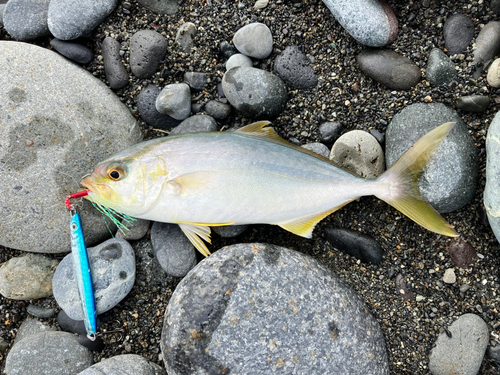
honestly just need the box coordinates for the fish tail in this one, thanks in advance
[374,122,459,237]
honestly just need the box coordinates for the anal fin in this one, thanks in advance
[178,224,212,257]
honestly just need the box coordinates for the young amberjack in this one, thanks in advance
[81,121,458,256]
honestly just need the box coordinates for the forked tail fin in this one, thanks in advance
[375,122,459,237]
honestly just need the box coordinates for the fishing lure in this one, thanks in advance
[67,191,97,340]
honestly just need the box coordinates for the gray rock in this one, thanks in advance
[134,238,172,287]
[426,48,457,87]
[330,130,385,179]
[319,121,342,143]
[26,304,57,319]
[493,0,500,15]
[184,72,207,91]
[0,4,5,27]
[136,0,180,15]
[274,45,318,90]
[137,84,181,130]
[0,42,142,253]
[102,36,129,89]
[14,318,56,345]
[151,222,197,278]
[220,40,238,59]
[429,314,489,375]
[130,30,168,79]
[156,83,192,120]
[456,95,490,113]
[487,58,500,88]
[211,225,248,238]
[47,0,118,40]
[322,0,398,47]
[3,0,51,40]
[5,331,93,375]
[175,22,197,53]
[77,354,166,375]
[485,111,500,244]
[357,49,422,90]
[204,100,232,120]
[169,115,218,136]
[225,53,253,71]
[116,218,151,240]
[52,238,136,320]
[233,22,273,59]
[442,268,456,284]
[50,38,94,64]
[443,13,474,55]
[302,142,330,158]
[386,103,478,213]
[474,21,500,66]
[222,67,287,119]
[0,253,58,300]
[57,309,88,336]
[161,243,389,374]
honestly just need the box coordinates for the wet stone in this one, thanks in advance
[14,318,56,344]
[226,53,253,71]
[50,38,94,64]
[487,58,500,88]
[184,72,207,91]
[78,354,166,375]
[319,121,342,143]
[116,218,150,241]
[443,13,474,55]
[130,30,168,79]
[274,45,318,90]
[302,142,330,158]
[485,111,500,244]
[204,100,232,120]
[26,304,56,319]
[156,83,192,121]
[3,0,51,41]
[169,115,218,136]
[137,84,181,131]
[102,36,129,90]
[232,22,273,59]
[175,22,197,53]
[473,21,500,66]
[136,0,179,15]
[426,48,457,87]
[455,95,490,113]
[211,225,249,238]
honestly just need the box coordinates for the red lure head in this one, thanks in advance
[65,190,89,210]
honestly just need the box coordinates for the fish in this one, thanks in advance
[81,121,459,257]
[70,212,97,339]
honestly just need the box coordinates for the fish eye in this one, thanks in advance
[106,163,127,181]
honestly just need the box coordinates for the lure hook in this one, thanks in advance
[65,190,89,210]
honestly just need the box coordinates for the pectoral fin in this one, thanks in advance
[178,223,212,257]
[167,172,215,197]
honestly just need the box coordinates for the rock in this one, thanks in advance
[319,121,342,143]
[302,142,330,158]
[493,0,500,15]
[0,4,6,27]
[184,72,207,91]
[226,53,253,71]
[26,304,56,319]
[175,22,197,53]
[169,115,218,136]
[0,41,142,253]
[485,111,500,244]
[116,218,150,240]
[0,253,58,300]
[222,67,287,119]
[53,238,136,320]
[233,22,273,59]
[102,36,129,90]
[442,268,456,284]
[161,243,389,374]
[443,13,474,55]
[321,0,398,47]
[57,309,88,336]
[357,49,422,90]
[0,337,8,354]
[274,45,318,90]
[487,58,500,88]
[370,129,385,144]
[426,48,457,87]
[204,100,232,120]
[330,130,385,179]
[429,314,489,375]
[136,0,179,15]
[220,41,238,59]
[5,331,93,375]
[386,103,478,213]
[455,95,490,113]
[211,225,249,238]
[130,30,168,79]
[137,84,181,130]
[14,318,56,344]
[449,238,476,268]
[78,334,105,352]
[48,0,118,40]
[151,222,197,278]
[323,226,384,264]
[474,21,500,66]
[156,83,192,120]
[50,38,94,64]
[487,343,500,364]
[3,0,51,41]
[77,354,166,375]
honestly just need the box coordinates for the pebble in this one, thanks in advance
[323,226,384,264]
[442,268,456,284]
[204,100,232,120]
[184,72,207,91]
[485,111,500,244]
[137,84,181,130]
[330,130,385,179]
[102,36,129,89]
[169,115,218,136]
[429,314,489,375]
[385,103,478,213]
[225,53,253,71]
[50,38,94,64]
[0,4,5,27]
[156,83,192,120]
[319,121,342,143]
[426,48,457,87]
[487,58,500,88]
[220,40,238,59]
[443,13,474,55]
[357,49,422,90]
[211,225,249,238]
[0,253,58,300]
[302,142,330,158]
[222,66,287,119]
[321,0,397,47]
[150,222,197,278]
[3,0,51,41]
[14,318,56,344]
[232,22,273,59]
[26,304,56,319]
[161,243,389,374]
[175,22,197,53]
[116,218,151,241]
[53,238,136,320]
[0,41,142,253]
[130,30,168,79]
[274,45,318,90]
[455,95,490,113]
[78,354,166,375]
[5,331,93,375]
[396,274,415,301]
[47,0,118,40]
[473,21,500,66]
[136,0,179,14]
[493,0,500,15]
[57,310,89,336]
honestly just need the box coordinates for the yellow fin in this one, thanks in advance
[177,221,236,227]
[178,224,212,257]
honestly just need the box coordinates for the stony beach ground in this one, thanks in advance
[1,0,500,373]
